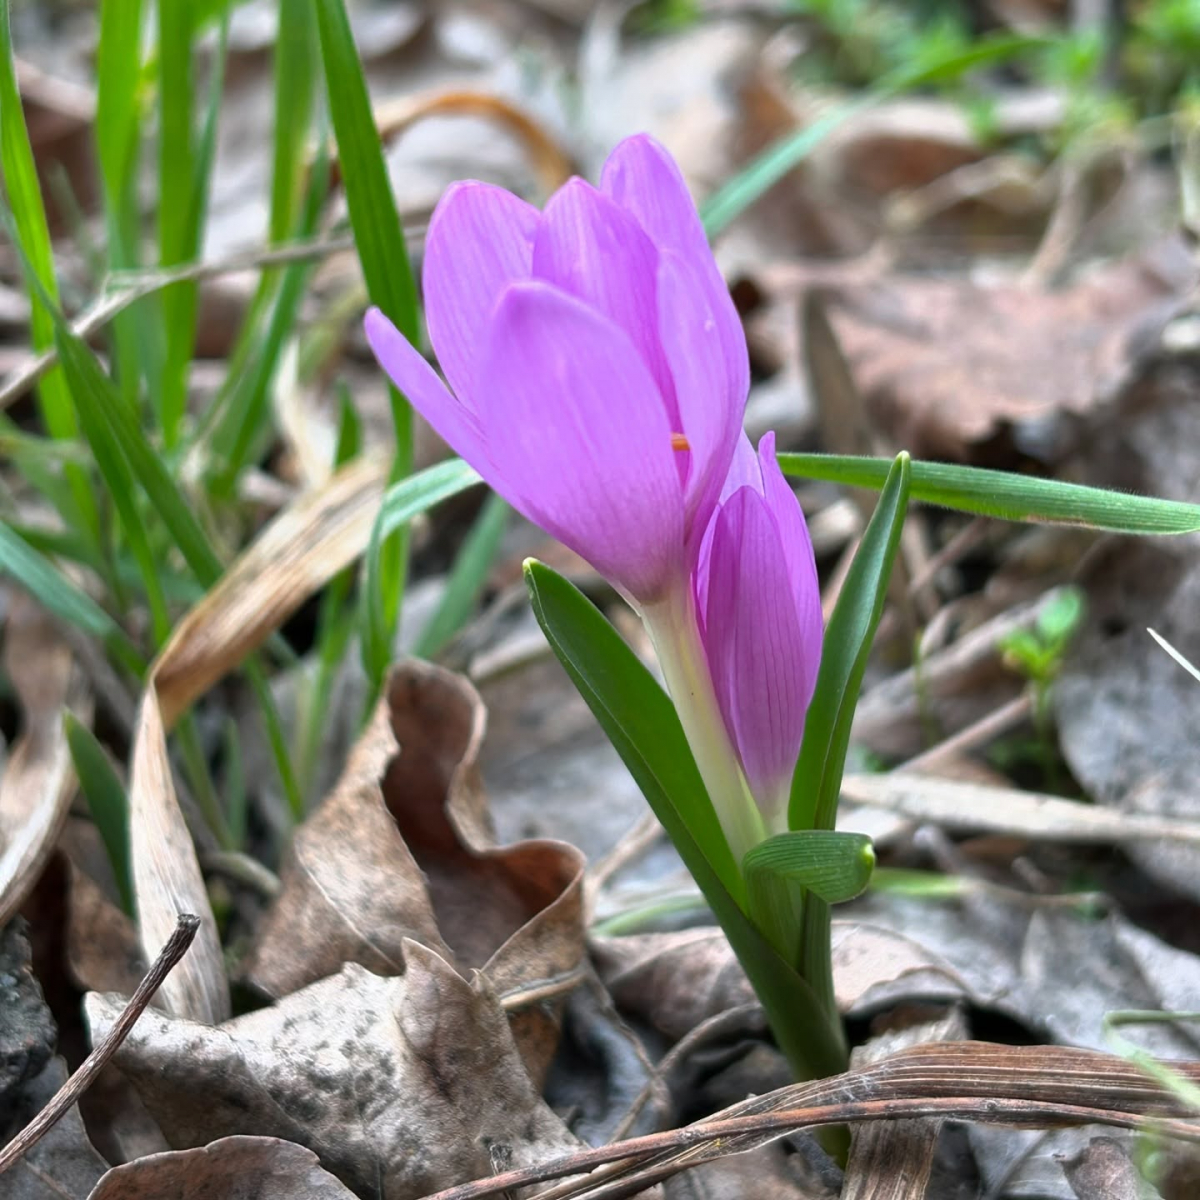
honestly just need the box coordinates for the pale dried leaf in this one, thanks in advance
[1062,1136,1163,1200]
[86,1135,357,1199]
[0,601,89,925]
[86,948,579,1200]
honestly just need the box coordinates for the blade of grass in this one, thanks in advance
[95,0,146,401]
[700,34,1045,237]
[64,713,134,915]
[0,522,142,674]
[0,0,101,546]
[779,452,1200,534]
[270,0,318,245]
[315,0,419,690]
[414,491,508,659]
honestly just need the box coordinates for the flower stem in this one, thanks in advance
[642,586,767,869]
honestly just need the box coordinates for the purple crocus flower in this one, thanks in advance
[695,432,823,827]
[365,133,747,604]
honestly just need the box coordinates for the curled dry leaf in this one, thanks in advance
[593,921,964,1047]
[247,660,586,1083]
[824,242,1195,459]
[85,947,579,1200]
[0,598,90,926]
[86,1135,357,1200]
[1061,1135,1164,1200]
[123,457,391,1026]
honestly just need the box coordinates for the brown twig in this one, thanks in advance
[0,913,200,1178]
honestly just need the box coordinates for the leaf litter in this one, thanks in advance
[6,2,1200,1198]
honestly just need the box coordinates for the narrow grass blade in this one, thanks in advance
[316,0,419,673]
[701,35,1044,237]
[780,452,1200,535]
[0,523,142,673]
[64,713,134,915]
[360,459,484,697]
[270,0,318,244]
[415,492,508,659]
[0,0,100,544]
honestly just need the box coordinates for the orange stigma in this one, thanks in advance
[670,432,691,452]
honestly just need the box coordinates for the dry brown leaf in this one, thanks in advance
[1061,1135,1164,1200]
[247,661,586,1083]
[122,457,394,1027]
[825,244,1195,458]
[0,599,89,926]
[86,1135,357,1199]
[85,946,579,1200]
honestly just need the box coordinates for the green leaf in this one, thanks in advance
[790,453,910,1035]
[316,0,419,674]
[269,0,318,245]
[0,523,142,674]
[415,492,509,659]
[65,714,134,915]
[791,453,912,832]
[700,35,1045,236]
[0,0,100,545]
[360,458,485,701]
[779,452,1200,535]
[524,559,846,1079]
[744,831,875,905]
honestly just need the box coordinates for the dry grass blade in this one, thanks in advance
[421,1042,1200,1200]
[840,772,1200,846]
[0,598,90,925]
[0,913,199,1179]
[129,456,388,1023]
[153,454,388,726]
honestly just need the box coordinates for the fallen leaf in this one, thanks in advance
[86,1135,357,1200]
[86,947,579,1200]
[825,242,1194,458]
[0,598,89,926]
[247,660,586,1083]
[1061,1135,1163,1200]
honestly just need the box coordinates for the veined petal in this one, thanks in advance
[704,486,811,803]
[693,432,758,626]
[657,250,743,536]
[423,181,539,404]
[532,178,679,427]
[364,307,493,480]
[480,281,685,601]
[601,133,749,415]
[758,433,823,703]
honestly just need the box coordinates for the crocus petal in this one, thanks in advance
[423,181,539,403]
[600,133,749,415]
[532,179,678,425]
[656,249,742,532]
[364,307,494,481]
[704,486,811,801]
[693,432,760,628]
[479,281,685,601]
[758,433,823,703]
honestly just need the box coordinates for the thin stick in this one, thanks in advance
[0,913,200,1177]
[897,692,1033,774]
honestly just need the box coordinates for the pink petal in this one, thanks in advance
[693,432,759,628]
[364,307,494,481]
[758,433,823,702]
[479,281,685,601]
[657,250,743,535]
[600,134,749,415]
[423,181,539,404]
[532,178,679,429]
[704,485,812,799]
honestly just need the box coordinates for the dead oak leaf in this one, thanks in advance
[85,945,579,1200]
[825,243,1195,458]
[245,661,586,1083]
